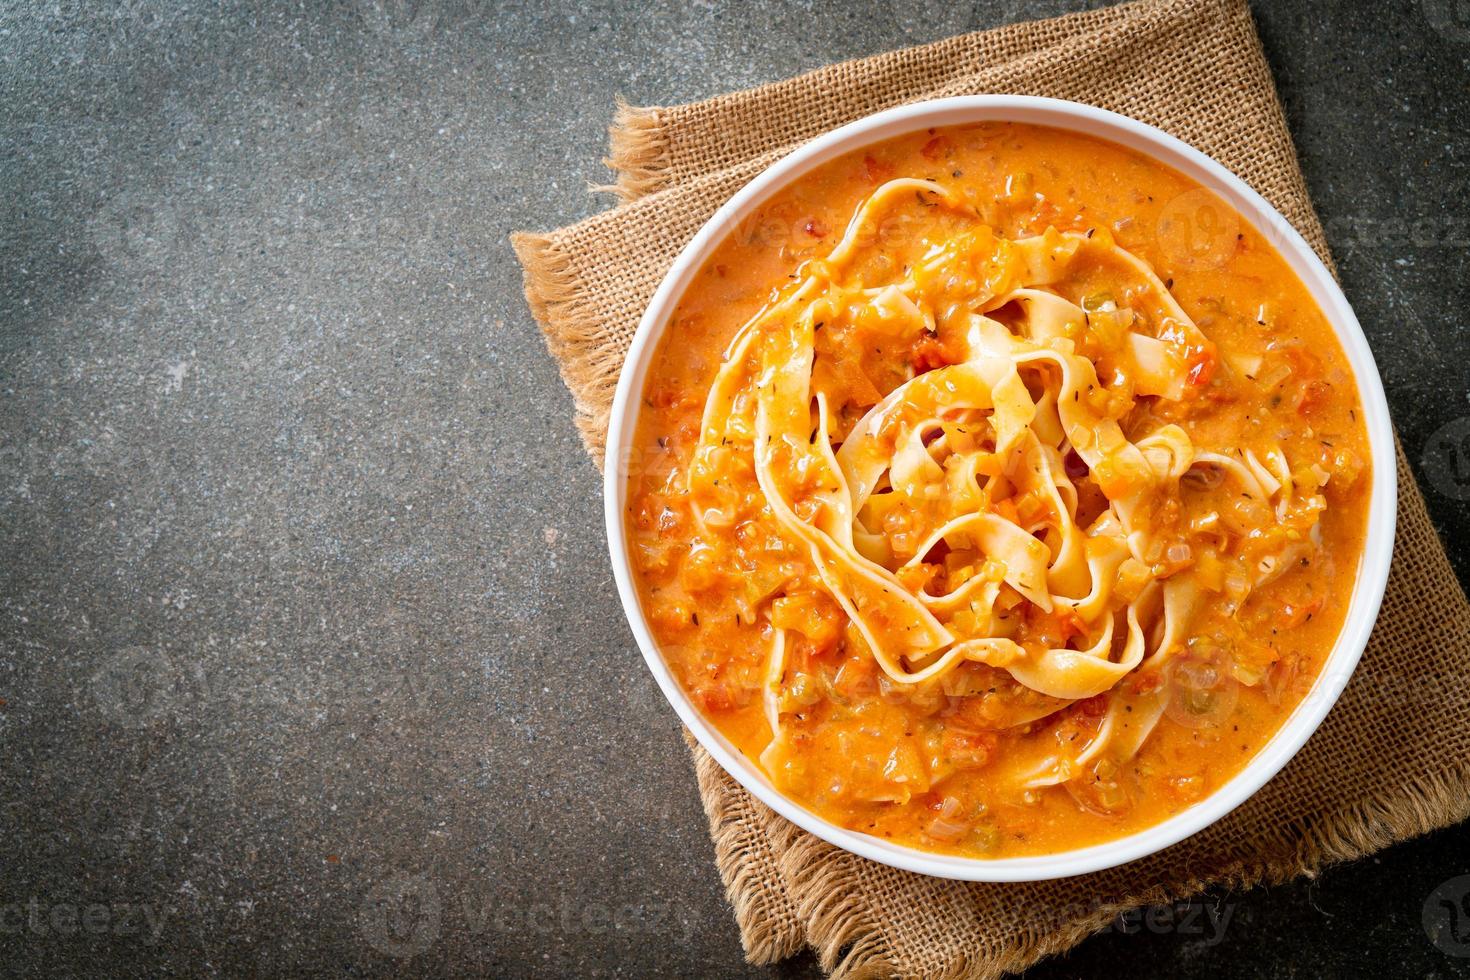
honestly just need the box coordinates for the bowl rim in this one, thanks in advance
[602,95,1397,882]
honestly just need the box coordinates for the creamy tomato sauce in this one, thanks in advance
[626,123,1370,858]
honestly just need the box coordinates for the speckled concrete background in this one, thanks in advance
[1,0,1467,976]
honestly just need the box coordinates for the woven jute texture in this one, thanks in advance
[511,0,1470,975]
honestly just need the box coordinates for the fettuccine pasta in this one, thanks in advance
[627,123,1370,857]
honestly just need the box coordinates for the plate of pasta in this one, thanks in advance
[606,97,1395,880]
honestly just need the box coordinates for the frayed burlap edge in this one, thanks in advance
[602,99,671,201]
[686,733,809,964]
[509,232,621,465]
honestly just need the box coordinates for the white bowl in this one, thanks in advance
[603,96,1397,881]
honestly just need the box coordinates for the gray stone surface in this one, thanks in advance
[1,0,1467,976]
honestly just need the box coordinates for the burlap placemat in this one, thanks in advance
[512,0,1470,975]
